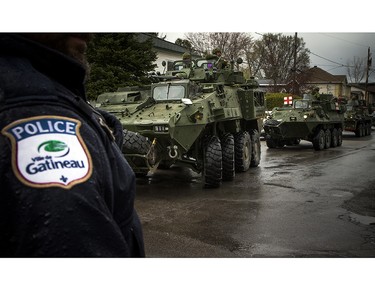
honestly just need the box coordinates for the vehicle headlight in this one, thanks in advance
[154,125,169,132]
[303,115,308,119]
[188,111,204,122]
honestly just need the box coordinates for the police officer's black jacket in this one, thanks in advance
[0,34,145,257]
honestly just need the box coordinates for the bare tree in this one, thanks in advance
[184,33,212,56]
[251,33,310,85]
[347,56,365,83]
[184,32,253,61]
[245,45,262,78]
[183,32,311,89]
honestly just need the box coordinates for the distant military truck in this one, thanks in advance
[264,93,346,150]
[343,98,372,137]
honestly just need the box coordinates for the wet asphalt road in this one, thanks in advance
[134,130,375,257]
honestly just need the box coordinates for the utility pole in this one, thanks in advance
[292,32,297,95]
[365,47,372,104]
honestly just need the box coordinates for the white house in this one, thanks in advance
[303,66,351,98]
[137,33,199,73]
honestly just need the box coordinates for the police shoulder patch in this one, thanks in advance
[1,116,93,189]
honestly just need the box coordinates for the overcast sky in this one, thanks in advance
[3,2,374,82]
[163,32,375,82]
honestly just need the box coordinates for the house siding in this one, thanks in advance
[153,49,183,73]
[136,33,199,74]
[299,82,350,97]
[304,67,351,98]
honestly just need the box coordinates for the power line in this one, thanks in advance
[255,32,350,67]
[327,66,346,72]
[317,33,370,48]
[308,50,347,67]
[254,32,374,74]
[316,63,346,67]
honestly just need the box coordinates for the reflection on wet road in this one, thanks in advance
[135,131,375,257]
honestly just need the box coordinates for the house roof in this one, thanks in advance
[349,82,375,93]
[257,79,288,87]
[257,79,274,85]
[305,66,347,84]
[136,33,191,55]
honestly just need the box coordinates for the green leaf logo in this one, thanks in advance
[38,140,70,157]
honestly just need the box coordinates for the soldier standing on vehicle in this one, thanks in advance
[181,52,193,68]
[0,33,145,257]
[206,48,227,69]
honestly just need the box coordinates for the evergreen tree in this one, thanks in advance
[175,38,193,52]
[85,33,157,100]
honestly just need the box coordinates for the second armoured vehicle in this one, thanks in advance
[97,57,266,187]
[263,92,346,150]
[343,97,372,137]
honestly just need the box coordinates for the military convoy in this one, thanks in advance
[96,57,266,187]
[96,50,374,187]
[343,97,372,137]
[263,93,346,150]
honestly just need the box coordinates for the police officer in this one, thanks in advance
[0,34,145,257]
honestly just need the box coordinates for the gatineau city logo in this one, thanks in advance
[38,140,70,157]
[2,116,93,189]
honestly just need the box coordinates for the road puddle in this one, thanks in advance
[348,212,375,225]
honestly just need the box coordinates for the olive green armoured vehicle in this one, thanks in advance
[97,84,151,111]
[343,98,372,137]
[263,93,346,150]
[97,58,266,187]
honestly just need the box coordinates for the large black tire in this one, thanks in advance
[250,129,261,167]
[313,129,325,151]
[123,129,151,154]
[234,131,252,172]
[123,130,152,177]
[337,128,343,146]
[355,124,361,137]
[221,133,235,181]
[366,123,372,136]
[158,160,173,170]
[364,124,369,136]
[331,128,338,148]
[204,136,222,187]
[324,129,331,149]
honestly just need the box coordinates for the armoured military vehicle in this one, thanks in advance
[97,84,151,110]
[343,98,372,137]
[97,57,266,187]
[263,93,346,150]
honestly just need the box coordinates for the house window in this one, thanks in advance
[167,61,174,71]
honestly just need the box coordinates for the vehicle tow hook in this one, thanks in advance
[167,145,178,159]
